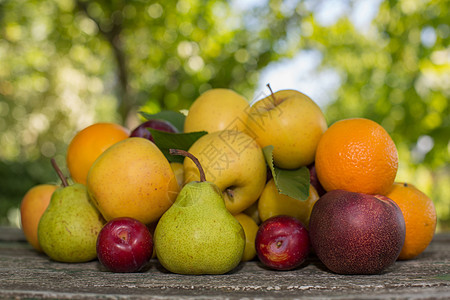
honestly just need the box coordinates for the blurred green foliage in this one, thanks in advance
[0,0,448,230]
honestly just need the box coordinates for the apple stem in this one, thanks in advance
[51,158,69,187]
[169,149,206,182]
[266,83,276,103]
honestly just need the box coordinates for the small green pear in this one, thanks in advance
[154,149,245,275]
[38,159,105,263]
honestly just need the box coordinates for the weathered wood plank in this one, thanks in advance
[1,227,449,299]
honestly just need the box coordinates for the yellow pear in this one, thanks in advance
[87,137,179,224]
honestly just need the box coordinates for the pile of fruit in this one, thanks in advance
[20,87,437,275]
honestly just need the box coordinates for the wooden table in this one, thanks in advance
[1,226,449,299]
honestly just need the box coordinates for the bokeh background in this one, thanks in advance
[0,0,448,231]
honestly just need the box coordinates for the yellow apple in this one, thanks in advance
[170,162,184,189]
[246,89,327,169]
[184,88,250,133]
[87,137,180,224]
[184,130,267,215]
[243,201,261,225]
[258,178,320,228]
[234,213,259,261]
[20,184,58,251]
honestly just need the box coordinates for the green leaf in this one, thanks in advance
[149,129,207,163]
[140,110,186,132]
[263,145,277,181]
[262,145,310,201]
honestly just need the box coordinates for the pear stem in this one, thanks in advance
[51,158,69,187]
[169,149,206,182]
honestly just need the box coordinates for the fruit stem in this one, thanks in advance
[265,83,277,109]
[169,149,206,182]
[51,158,69,187]
[266,83,276,102]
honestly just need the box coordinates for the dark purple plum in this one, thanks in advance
[307,163,326,197]
[130,120,178,142]
[309,190,405,274]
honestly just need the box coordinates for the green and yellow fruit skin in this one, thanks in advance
[38,183,105,263]
[154,181,245,275]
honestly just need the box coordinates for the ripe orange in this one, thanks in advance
[20,184,58,251]
[66,123,129,184]
[315,118,398,195]
[386,182,437,260]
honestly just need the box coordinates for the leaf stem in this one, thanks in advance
[169,149,206,182]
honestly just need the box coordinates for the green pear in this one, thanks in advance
[154,149,245,275]
[38,159,105,263]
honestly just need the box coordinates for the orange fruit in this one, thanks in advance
[315,118,398,195]
[386,182,437,260]
[20,184,58,251]
[66,123,130,184]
